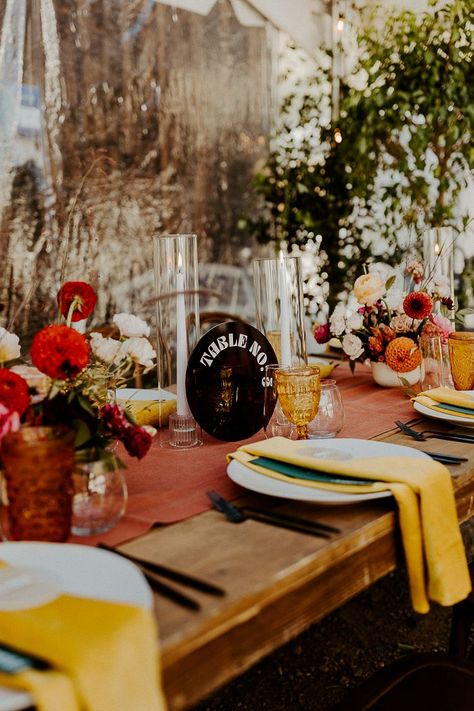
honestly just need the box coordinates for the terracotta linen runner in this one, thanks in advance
[75,363,414,546]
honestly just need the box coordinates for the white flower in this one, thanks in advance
[353,273,385,306]
[368,262,396,286]
[385,288,404,311]
[113,313,150,338]
[329,303,347,336]
[432,274,451,298]
[119,337,156,369]
[346,311,364,331]
[342,333,365,360]
[0,327,21,362]
[90,332,121,364]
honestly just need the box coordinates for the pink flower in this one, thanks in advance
[430,314,454,343]
[0,403,20,447]
[313,323,331,344]
[124,426,152,459]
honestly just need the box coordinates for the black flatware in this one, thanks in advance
[421,451,469,465]
[395,420,474,444]
[207,490,340,538]
[97,543,225,611]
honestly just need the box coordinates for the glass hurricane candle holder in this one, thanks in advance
[253,255,307,367]
[153,234,202,448]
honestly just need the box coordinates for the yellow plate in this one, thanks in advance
[309,360,338,379]
[116,389,176,428]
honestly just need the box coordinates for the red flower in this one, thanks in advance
[123,425,152,459]
[313,323,331,344]
[31,325,90,380]
[403,291,433,320]
[57,281,97,322]
[102,403,129,437]
[0,369,30,415]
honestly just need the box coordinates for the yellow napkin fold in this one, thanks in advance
[0,591,166,711]
[413,386,474,419]
[228,437,471,614]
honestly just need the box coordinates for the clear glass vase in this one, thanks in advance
[71,455,127,536]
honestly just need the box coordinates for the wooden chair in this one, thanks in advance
[332,562,474,710]
[330,652,474,711]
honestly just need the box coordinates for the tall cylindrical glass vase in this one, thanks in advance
[253,255,307,367]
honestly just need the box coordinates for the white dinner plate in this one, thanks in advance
[0,543,152,711]
[227,438,430,505]
[413,390,474,429]
[0,542,152,611]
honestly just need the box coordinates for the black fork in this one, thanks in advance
[395,420,474,444]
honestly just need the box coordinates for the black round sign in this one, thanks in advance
[186,322,277,441]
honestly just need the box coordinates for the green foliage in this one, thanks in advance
[246,1,473,316]
[346,0,473,238]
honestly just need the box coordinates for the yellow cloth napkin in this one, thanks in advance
[0,590,167,711]
[413,386,474,419]
[228,437,471,614]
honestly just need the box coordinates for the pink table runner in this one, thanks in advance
[76,363,414,545]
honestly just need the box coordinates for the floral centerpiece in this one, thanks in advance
[314,262,454,382]
[0,281,156,464]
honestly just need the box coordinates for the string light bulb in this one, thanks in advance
[334,127,343,143]
[336,15,345,32]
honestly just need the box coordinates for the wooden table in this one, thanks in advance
[118,423,474,710]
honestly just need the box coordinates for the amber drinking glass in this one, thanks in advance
[1,426,75,542]
[448,332,474,391]
[274,366,321,440]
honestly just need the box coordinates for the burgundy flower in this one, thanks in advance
[102,403,129,437]
[441,296,454,310]
[0,369,30,416]
[123,426,152,459]
[313,323,331,344]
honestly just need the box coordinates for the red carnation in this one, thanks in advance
[313,323,331,344]
[57,281,97,322]
[403,291,433,320]
[102,403,129,437]
[0,369,30,415]
[31,325,90,380]
[123,425,152,459]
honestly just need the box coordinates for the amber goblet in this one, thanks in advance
[274,366,321,440]
[448,332,474,391]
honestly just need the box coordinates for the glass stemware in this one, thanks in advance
[274,366,321,440]
[307,379,345,439]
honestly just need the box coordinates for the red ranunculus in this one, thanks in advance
[313,323,331,344]
[31,325,90,380]
[57,281,97,322]
[123,425,152,459]
[403,291,433,320]
[0,369,30,416]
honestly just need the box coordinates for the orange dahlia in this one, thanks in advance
[385,337,421,373]
[403,291,433,320]
[31,325,90,380]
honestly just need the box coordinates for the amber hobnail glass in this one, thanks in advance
[448,332,474,391]
[1,426,75,541]
[275,366,321,440]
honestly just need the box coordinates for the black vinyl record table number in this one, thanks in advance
[186,322,277,441]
